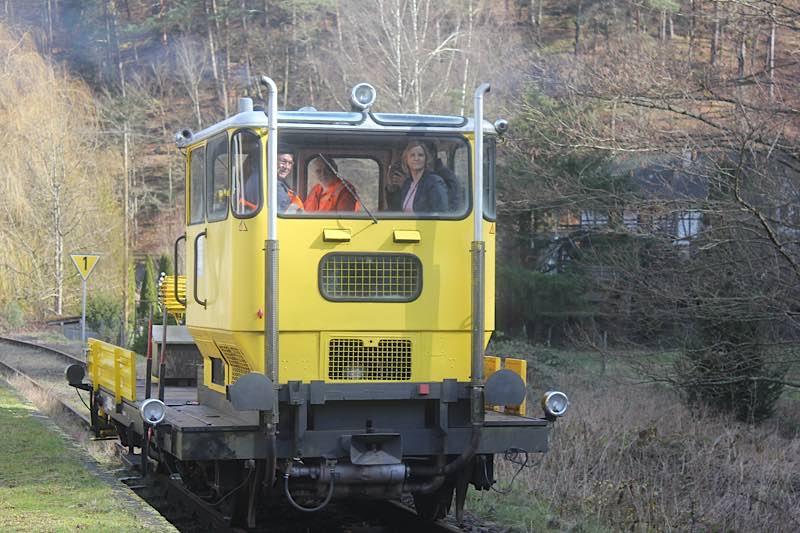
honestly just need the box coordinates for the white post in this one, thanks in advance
[473,83,490,241]
[81,278,87,345]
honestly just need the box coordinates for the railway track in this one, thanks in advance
[0,335,91,429]
[0,335,476,533]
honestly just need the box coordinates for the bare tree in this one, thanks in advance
[323,0,466,113]
[174,36,208,129]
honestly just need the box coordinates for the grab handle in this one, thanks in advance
[173,234,187,306]
[193,230,207,308]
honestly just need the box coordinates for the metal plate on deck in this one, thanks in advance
[484,410,548,427]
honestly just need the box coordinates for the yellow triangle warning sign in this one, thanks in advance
[238,220,248,231]
[70,254,100,280]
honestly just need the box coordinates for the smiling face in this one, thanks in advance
[405,145,427,175]
[277,153,294,180]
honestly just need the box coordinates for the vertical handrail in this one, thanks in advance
[260,75,280,491]
[173,234,186,305]
[471,83,491,426]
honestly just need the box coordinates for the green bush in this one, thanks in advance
[137,257,158,319]
[86,293,123,344]
[3,301,25,329]
[158,253,173,277]
[677,317,785,424]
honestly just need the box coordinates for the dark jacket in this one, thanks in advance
[387,170,449,213]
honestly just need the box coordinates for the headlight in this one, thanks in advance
[541,391,569,418]
[350,83,377,111]
[139,398,167,426]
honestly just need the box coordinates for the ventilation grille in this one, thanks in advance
[216,343,251,382]
[328,338,412,381]
[319,253,421,302]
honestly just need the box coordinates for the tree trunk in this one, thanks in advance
[410,0,421,113]
[711,1,720,65]
[3,0,13,23]
[218,0,230,116]
[537,0,543,43]
[459,0,474,117]
[122,122,129,347]
[52,152,63,315]
[394,0,403,105]
[283,45,289,108]
[737,34,746,79]
[194,86,202,129]
[205,0,225,116]
[45,0,53,55]
[574,0,582,56]
[669,11,674,40]
[767,7,775,99]
[241,0,253,95]
[688,0,695,65]
[159,0,167,47]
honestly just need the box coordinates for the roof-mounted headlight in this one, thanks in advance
[350,83,376,111]
[494,119,509,135]
[140,398,167,426]
[541,391,569,419]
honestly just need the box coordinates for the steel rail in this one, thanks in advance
[0,338,91,429]
[0,334,85,365]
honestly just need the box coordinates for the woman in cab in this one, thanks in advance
[385,140,448,214]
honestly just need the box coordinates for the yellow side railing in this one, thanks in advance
[87,338,137,405]
[160,275,186,321]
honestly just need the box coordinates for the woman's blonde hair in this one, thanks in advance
[400,140,431,176]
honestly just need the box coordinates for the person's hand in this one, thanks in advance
[386,162,404,192]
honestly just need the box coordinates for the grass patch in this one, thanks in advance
[0,381,153,532]
[474,341,800,531]
[467,488,609,532]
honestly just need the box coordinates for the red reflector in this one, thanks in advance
[418,384,430,395]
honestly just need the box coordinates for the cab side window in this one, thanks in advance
[231,131,261,217]
[483,139,496,220]
[207,134,229,222]
[189,146,206,224]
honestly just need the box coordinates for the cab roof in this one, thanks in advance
[176,109,498,149]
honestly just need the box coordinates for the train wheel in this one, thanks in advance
[412,483,454,521]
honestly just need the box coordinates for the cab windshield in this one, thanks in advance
[277,132,473,219]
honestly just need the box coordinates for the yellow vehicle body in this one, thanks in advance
[185,130,495,390]
[66,89,559,529]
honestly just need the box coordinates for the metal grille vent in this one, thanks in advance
[319,253,421,302]
[216,343,251,382]
[328,338,412,381]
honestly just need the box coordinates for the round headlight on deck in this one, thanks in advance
[541,391,569,418]
[139,398,167,426]
[350,83,377,111]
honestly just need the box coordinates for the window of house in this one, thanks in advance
[581,211,609,227]
[675,210,702,245]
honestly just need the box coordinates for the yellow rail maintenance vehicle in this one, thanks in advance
[67,77,569,527]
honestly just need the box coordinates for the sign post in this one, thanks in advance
[70,253,100,345]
